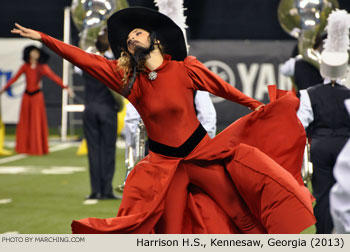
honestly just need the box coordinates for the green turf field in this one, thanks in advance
[0,139,126,234]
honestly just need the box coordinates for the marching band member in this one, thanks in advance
[0,45,71,155]
[297,9,350,233]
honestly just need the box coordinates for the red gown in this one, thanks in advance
[41,32,316,233]
[4,63,66,155]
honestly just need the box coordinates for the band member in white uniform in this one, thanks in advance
[297,9,350,234]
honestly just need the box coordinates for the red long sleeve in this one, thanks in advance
[39,32,124,94]
[41,64,66,88]
[3,64,26,91]
[184,56,263,110]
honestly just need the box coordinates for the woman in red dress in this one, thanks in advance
[0,45,69,155]
[11,7,315,233]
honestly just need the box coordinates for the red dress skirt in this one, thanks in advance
[71,87,315,234]
[16,91,49,155]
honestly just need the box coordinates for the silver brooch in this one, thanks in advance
[148,71,157,81]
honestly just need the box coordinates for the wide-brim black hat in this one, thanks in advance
[23,45,49,64]
[107,7,187,61]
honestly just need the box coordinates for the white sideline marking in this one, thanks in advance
[41,167,85,174]
[0,167,35,174]
[0,143,75,165]
[0,166,86,175]
[0,199,12,204]
[2,231,19,234]
[83,199,98,205]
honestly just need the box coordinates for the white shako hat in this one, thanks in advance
[320,9,350,80]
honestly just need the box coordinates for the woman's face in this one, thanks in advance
[29,49,40,62]
[126,28,150,54]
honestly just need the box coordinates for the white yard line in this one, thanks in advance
[0,198,12,204]
[0,154,27,165]
[0,142,75,165]
[49,142,75,152]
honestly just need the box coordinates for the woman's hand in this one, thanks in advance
[11,23,42,41]
[254,104,265,111]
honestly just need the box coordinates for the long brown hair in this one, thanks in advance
[117,51,145,85]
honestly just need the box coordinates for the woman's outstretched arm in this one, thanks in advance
[11,23,125,94]
[0,64,26,94]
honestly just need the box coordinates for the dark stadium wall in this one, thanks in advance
[1,0,350,131]
[2,0,350,40]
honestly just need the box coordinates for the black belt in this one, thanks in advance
[25,89,42,96]
[148,124,207,158]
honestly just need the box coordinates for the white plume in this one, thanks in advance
[154,0,189,51]
[154,0,187,30]
[323,9,350,53]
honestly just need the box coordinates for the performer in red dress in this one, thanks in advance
[0,45,69,155]
[11,7,315,233]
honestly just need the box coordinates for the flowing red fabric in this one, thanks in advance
[15,92,49,155]
[38,32,314,233]
[71,87,315,234]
